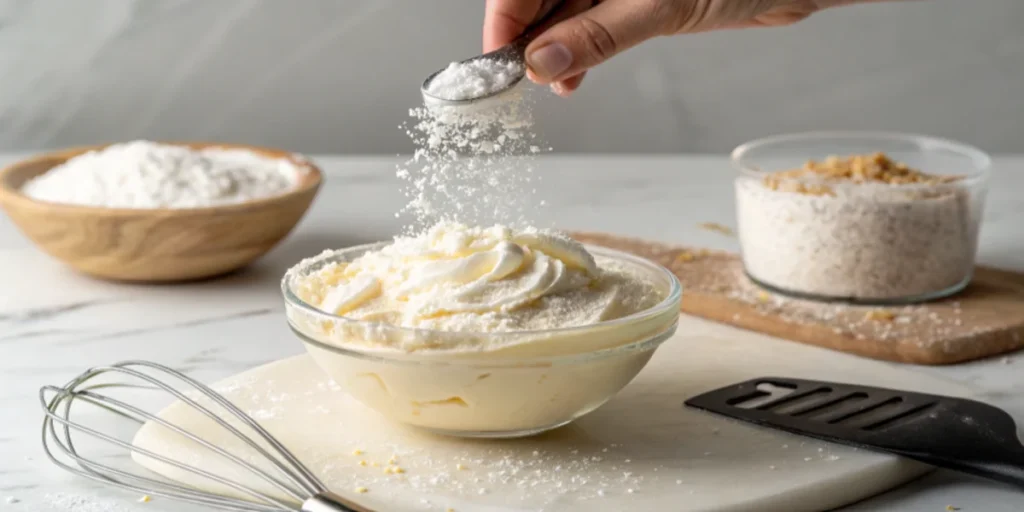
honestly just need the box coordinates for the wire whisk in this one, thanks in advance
[40,360,371,512]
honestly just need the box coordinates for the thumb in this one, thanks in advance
[524,0,679,83]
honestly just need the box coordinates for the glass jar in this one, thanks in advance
[732,131,990,304]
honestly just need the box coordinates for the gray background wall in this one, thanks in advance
[1,0,1021,154]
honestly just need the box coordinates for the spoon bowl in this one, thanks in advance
[420,0,563,106]
[420,42,529,107]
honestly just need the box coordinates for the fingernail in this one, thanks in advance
[550,82,571,97]
[527,43,573,80]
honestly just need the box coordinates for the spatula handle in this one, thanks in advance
[907,453,1024,489]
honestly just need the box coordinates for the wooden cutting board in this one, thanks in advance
[572,232,1024,365]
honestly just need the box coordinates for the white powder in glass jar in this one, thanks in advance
[21,140,303,209]
[426,59,524,101]
[736,164,985,302]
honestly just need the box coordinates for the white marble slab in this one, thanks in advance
[2,154,1023,511]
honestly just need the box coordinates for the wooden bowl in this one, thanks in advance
[0,142,322,282]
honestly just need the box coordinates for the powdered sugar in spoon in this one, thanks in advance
[421,0,563,106]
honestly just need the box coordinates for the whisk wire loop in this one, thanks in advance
[41,385,300,510]
[40,360,364,512]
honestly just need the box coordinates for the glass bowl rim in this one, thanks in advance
[281,242,683,361]
[730,131,992,186]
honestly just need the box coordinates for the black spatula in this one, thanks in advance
[684,377,1024,488]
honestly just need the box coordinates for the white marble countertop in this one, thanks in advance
[2,154,1022,511]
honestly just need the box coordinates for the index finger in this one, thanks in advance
[483,0,543,52]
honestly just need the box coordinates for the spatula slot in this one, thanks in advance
[828,397,905,426]
[861,403,936,431]
[794,392,870,419]
[757,387,833,413]
[728,382,797,409]
[727,391,770,408]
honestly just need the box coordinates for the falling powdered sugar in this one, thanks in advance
[396,89,549,233]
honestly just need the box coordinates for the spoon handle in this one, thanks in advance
[523,0,565,40]
[500,0,565,58]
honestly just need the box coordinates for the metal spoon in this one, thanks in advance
[420,0,564,106]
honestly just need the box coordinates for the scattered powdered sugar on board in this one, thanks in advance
[396,90,550,233]
[178,369,852,510]
[571,231,1024,361]
[425,59,524,101]
[194,374,666,508]
[21,140,304,209]
[695,262,1010,351]
[43,493,134,512]
[316,443,656,505]
[202,374,341,421]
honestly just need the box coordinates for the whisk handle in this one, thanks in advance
[302,492,374,512]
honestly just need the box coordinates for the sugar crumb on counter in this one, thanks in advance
[674,249,712,264]
[697,222,735,236]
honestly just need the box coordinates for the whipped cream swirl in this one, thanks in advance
[315,223,598,325]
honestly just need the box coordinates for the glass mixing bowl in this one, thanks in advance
[732,131,991,304]
[282,243,681,438]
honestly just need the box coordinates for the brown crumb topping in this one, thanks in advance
[763,152,961,195]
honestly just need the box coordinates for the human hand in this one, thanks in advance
[484,0,887,96]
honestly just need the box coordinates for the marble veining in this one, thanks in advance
[1,155,1023,511]
[0,298,119,323]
